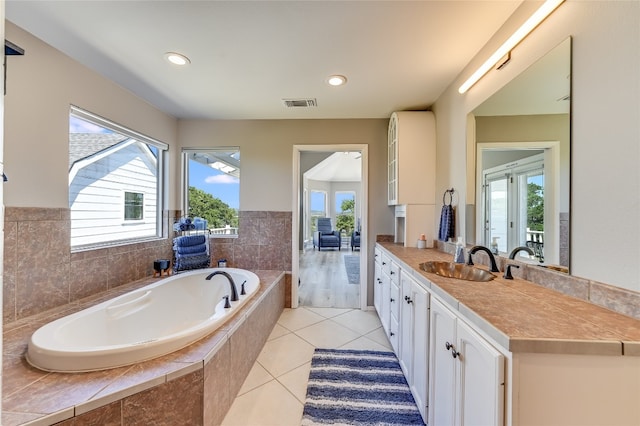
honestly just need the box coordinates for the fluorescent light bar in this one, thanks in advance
[458,0,564,94]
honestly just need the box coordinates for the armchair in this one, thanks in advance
[313,218,341,251]
[351,231,361,251]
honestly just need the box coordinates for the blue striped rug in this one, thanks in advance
[302,348,425,425]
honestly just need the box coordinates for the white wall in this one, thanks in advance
[433,0,640,291]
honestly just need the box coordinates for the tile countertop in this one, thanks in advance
[378,243,640,357]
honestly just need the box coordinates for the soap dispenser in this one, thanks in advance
[454,237,465,263]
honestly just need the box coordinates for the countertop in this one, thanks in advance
[377,243,640,357]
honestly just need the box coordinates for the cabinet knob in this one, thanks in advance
[377,278,382,284]
[446,342,461,359]
[382,262,387,265]
[390,298,395,303]
[390,332,395,337]
[390,271,395,275]
[405,295,413,304]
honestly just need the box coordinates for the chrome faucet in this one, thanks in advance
[508,246,534,260]
[467,246,500,272]
[205,271,239,301]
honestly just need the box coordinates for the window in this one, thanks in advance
[124,192,144,220]
[335,191,355,235]
[69,106,167,248]
[182,149,240,236]
[309,190,327,235]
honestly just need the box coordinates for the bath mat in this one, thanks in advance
[343,255,360,284]
[302,348,424,426]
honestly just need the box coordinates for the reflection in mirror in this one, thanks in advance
[468,37,571,272]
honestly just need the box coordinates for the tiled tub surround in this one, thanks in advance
[3,208,292,323]
[2,270,285,426]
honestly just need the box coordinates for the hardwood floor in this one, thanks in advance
[298,246,360,309]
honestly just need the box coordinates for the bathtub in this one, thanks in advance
[26,268,260,373]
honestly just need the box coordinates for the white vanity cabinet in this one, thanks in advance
[388,260,401,352]
[387,111,436,206]
[373,248,383,315]
[399,271,430,421]
[429,297,505,426]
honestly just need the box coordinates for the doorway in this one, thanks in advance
[292,145,368,310]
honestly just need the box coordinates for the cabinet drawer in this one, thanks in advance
[389,314,400,353]
[389,261,400,284]
[381,252,391,275]
[390,281,400,319]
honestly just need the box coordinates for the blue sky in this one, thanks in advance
[189,160,239,209]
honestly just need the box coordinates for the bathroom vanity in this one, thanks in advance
[374,242,640,426]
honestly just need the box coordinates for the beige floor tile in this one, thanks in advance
[277,362,311,404]
[221,380,303,426]
[294,319,361,349]
[267,323,290,341]
[257,332,316,377]
[338,335,394,352]
[277,307,325,331]
[364,326,393,350]
[331,309,383,335]
[304,306,353,318]
[238,362,274,396]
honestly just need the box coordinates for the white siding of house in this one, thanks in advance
[69,141,158,246]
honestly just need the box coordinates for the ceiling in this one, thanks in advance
[6,1,522,120]
[305,151,362,182]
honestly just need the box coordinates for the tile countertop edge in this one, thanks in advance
[376,243,637,357]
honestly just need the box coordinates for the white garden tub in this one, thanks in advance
[27,268,259,372]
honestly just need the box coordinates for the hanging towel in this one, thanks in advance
[438,190,455,241]
[174,244,208,256]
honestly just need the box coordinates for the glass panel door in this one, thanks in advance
[485,174,508,253]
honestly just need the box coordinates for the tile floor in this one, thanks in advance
[221,306,391,425]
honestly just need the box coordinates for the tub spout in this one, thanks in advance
[206,271,239,301]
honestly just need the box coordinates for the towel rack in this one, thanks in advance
[442,188,454,206]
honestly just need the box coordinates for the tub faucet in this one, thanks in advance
[205,271,239,301]
[509,246,535,260]
[467,246,500,272]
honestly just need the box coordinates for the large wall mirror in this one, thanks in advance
[467,37,571,272]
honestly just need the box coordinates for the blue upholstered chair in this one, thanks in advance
[351,231,361,251]
[313,218,341,251]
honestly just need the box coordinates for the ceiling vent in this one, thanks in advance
[283,98,317,108]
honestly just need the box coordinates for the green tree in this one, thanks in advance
[335,198,355,235]
[188,186,238,229]
[527,182,544,231]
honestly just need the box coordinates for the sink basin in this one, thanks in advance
[419,261,496,282]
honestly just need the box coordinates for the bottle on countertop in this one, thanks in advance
[491,237,499,255]
[454,236,465,263]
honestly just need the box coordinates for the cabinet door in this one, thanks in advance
[380,271,391,334]
[374,260,383,315]
[399,272,414,377]
[456,320,505,426]
[429,298,457,426]
[411,282,429,421]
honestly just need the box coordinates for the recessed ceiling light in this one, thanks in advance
[327,75,347,86]
[164,52,191,66]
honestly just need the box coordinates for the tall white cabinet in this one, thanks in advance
[387,111,436,247]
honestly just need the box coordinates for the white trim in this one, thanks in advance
[70,105,168,150]
[476,141,560,264]
[292,144,369,310]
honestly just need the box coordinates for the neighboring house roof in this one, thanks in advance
[69,133,129,170]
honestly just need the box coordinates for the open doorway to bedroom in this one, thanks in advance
[292,145,368,310]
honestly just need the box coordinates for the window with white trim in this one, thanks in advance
[69,106,167,248]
